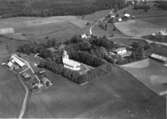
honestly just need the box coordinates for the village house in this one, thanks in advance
[114,47,132,57]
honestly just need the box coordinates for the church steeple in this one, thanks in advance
[63,50,69,59]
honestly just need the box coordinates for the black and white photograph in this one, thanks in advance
[0,0,166,118]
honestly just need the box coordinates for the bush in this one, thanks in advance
[131,41,152,60]
[17,43,38,54]
[64,35,83,45]
[38,49,53,58]
[66,41,92,51]
[90,36,114,49]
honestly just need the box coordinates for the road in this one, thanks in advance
[17,74,30,119]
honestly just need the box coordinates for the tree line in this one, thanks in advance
[38,59,112,84]
[0,0,126,18]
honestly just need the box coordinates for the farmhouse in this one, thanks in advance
[62,50,81,71]
[159,29,167,36]
[114,47,132,57]
[7,54,26,70]
[124,13,131,18]
[6,54,53,90]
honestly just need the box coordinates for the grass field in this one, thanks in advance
[122,59,167,95]
[115,6,167,37]
[0,16,88,42]
[24,66,165,119]
[0,66,24,118]
[0,7,165,118]
[141,16,167,27]
[115,19,164,37]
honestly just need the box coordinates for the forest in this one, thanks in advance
[0,0,126,17]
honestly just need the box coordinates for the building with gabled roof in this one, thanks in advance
[62,50,81,71]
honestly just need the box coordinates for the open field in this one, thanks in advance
[122,59,167,95]
[0,7,165,118]
[0,66,24,118]
[109,37,137,45]
[115,19,166,37]
[83,10,111,22]
[114,8,167,36]
[141,16,167,27]
[24,66,165,119]
[0,16,87,28]
[0,16,88,42]
[121,58,150,69]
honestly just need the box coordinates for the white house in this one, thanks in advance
[114,47,132,57]
[7,54,26,69]
[62,50,81,71]
[124,13,131,18]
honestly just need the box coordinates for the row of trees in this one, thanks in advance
[38,60,85,84]
[131,41,152,60]
[38,59,112,84]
